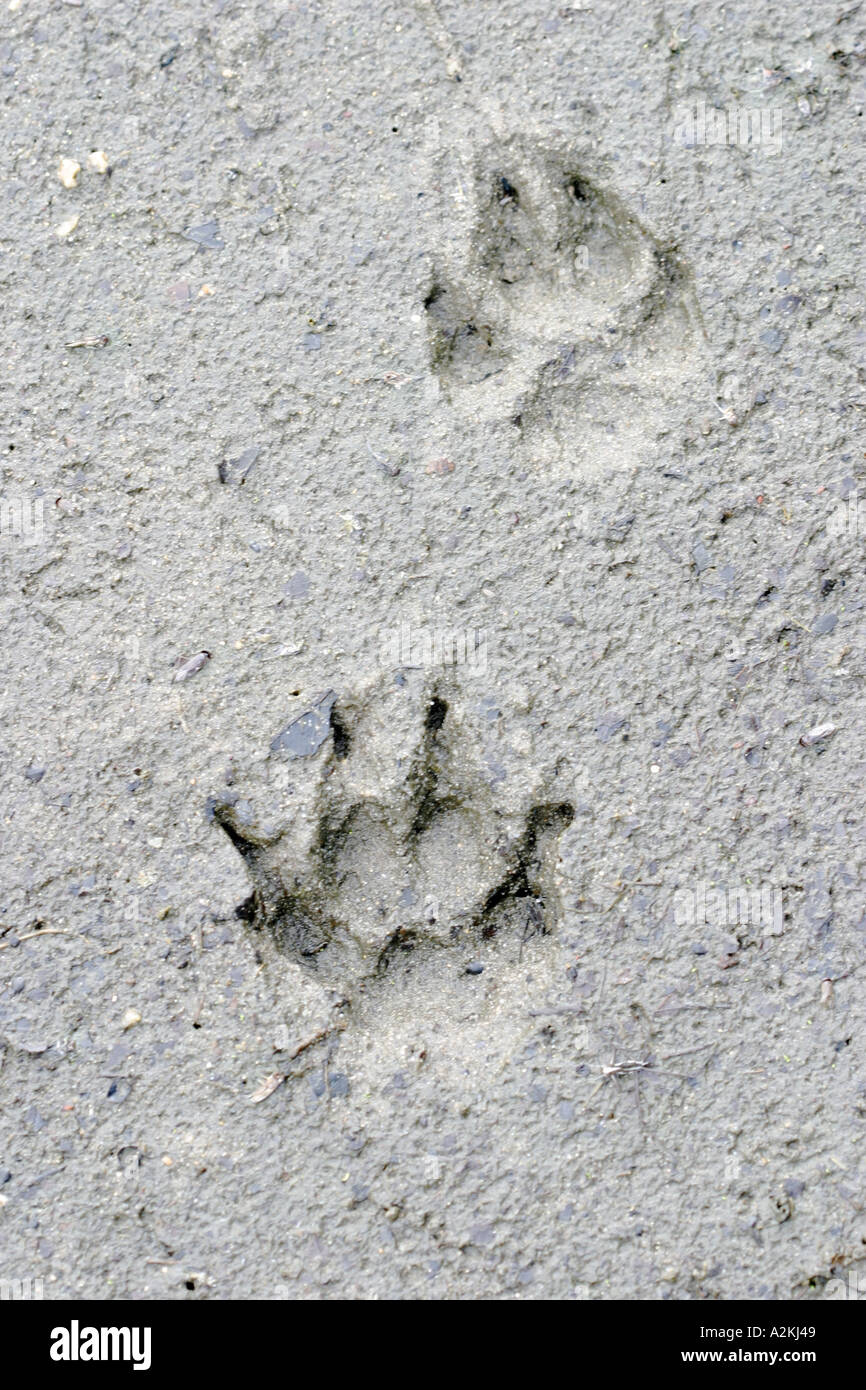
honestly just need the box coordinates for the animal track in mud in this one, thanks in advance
[426,135,708,470]
[213,670,573,988]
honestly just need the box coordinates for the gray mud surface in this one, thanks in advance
[1,0,865,1299]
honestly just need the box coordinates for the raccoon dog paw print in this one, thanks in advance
[212,670,573,989]
[425,133,709,473]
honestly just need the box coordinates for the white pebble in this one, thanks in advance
[799,722,838,747]
[55,214,80,239]
[58,158,80,188]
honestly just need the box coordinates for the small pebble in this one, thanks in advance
[55,214,79,239]
[173,650,211,683]
[183,220,224,250]
[87,150,110,174]
[270,690,337,758]
[58,158,80,188]
[218,446,259,485]
[121,1008,141,1030]
[799,722,837,747]
[465,961,484,975]
[692,540,712,573]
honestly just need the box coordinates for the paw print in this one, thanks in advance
[213,670,573,987]
[426,133,709,472]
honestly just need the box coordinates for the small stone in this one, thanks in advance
[465,961,484,975]
[87,150,110,174]
[422,1155,442,1185]
[183,220,224,251]
[811,613,837,635]
[55,215,80,239]
[760,328,785,353]
[800,722,838,747]
[172,650,211,683]
[121,1008,141,1030]
[24,764,46,782]
[218,446,259,485]
[692,540,712,573]
[58,158,80,188]
[270,690,336,758]
[283,571,309,600]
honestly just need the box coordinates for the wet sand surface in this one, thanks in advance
[1,0,865,1298]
